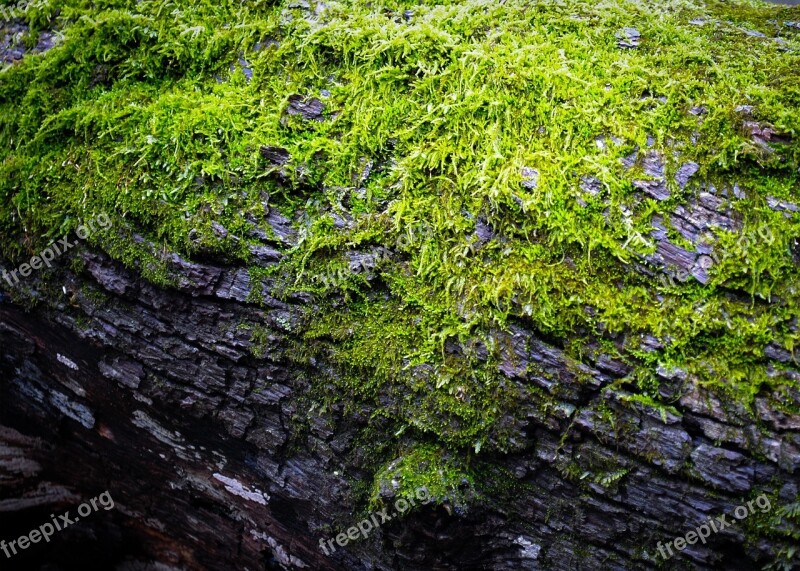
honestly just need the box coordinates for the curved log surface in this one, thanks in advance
[1,244,799,570]
[2,1,800,569]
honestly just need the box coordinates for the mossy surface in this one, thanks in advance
[370,443,474,511]
[2,0,800,529]
[743,489,800,570]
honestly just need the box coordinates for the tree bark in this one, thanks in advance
[1,222,798,570]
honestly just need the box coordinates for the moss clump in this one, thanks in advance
[371,443,474,513]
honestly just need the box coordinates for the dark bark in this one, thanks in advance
[0,221,798,570]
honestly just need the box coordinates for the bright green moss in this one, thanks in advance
[370,443,475,511]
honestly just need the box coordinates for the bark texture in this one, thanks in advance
[1,206,799,570]
[2,2,800,570]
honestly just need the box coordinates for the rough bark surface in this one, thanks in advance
[1,204,799,570]
[1,2,800,570]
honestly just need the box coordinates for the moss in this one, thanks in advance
[742,489,800,570]
[237,322,277,358]
[370,443,474,512]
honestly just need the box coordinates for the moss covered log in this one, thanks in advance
[1,0,800,569]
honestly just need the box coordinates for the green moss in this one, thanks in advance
[370,443,474,512]
[295,293,524,451]
[741,489,800,570]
